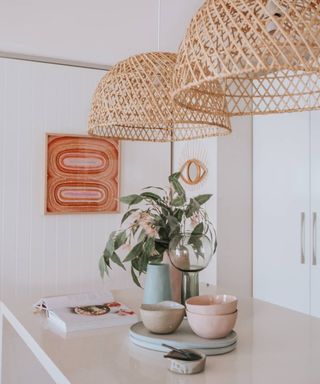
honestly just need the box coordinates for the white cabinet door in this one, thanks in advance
[253,112,310,313]
[311,111,320,318]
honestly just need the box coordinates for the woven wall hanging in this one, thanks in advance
[173,0,320,116]
[88,52,231,142]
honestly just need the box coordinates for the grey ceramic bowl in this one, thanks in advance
[140,301,185,334]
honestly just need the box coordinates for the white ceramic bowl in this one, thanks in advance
[186,310,237,339]
[166,350,206,375]
[140,301,185,334]
[186,295,238,315]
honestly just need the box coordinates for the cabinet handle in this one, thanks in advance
[313,212,317,266]
[301,212,305,264]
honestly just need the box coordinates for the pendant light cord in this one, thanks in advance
[157,0,174,170]
[157,0,161,51]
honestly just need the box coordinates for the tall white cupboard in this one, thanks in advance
[253,111,320,318]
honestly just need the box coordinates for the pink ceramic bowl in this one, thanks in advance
[186,310,237,339]
[186,295,237,315]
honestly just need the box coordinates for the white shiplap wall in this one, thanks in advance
[0,58,171,302]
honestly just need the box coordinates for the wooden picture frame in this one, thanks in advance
[45,133,120,214]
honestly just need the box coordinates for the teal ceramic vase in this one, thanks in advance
[143,263,172,304]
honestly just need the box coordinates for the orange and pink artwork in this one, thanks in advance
[46,134,120,214]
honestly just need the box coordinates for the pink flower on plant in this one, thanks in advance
[138,212,158,237]
[191,212,201,227]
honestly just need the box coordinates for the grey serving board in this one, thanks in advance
[129,320,237,356]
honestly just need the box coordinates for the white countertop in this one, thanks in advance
[1,287,320,384]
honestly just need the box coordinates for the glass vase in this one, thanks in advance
[169,231,216,305]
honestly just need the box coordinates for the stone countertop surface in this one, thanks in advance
[1,286,320,384]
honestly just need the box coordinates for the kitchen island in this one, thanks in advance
[1,287,319,384]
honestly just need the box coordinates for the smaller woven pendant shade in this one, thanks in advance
[88,52,231,142]
[173,0,320,116]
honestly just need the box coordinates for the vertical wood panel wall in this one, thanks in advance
[0,58,171,301]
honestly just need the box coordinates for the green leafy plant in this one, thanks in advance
[99,172,213,287]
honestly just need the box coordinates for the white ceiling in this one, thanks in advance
[0,0,202,65]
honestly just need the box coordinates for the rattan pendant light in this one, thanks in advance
[88,52,231,142]
[173,0,320,116]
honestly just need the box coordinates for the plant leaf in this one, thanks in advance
[136,237,155,275]
[114,231,127,249]
[103,231,116,259]
[169,234,182,251]
[168,215,179,229]
[185,198,200,218]
[155,239,168,256]
[173,208,184,222]
[131,266,142,288]
[120,194,143,205]
[191,222,204,237]
[144,237,155,255]
[169,172,181,182]
[99,257,106,278]
[143,186,166,192]
[171,196,185,207]
[143,255,150,271]
[123,241,144,262]
[190,238,204,259]
[103,256,111,269]
[168,215,180,237]
[151,255,163,264]
[158,227,169,241]
[171,179,186,200]
[121,208,138,224]
[194,194,212,205]
[140,192,161,201]
[161,206,171,217]
[188,223,205,259]
[110,252,126,270]
[138,253,147,275]
[137,229,147,243]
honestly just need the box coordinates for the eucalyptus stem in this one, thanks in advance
[99,172,215,287]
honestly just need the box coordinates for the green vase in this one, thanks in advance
[181,271,199,306]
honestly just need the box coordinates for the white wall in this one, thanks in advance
[0,0,207,303]
[0,0,254,303]
[0,57,171,302]
[0,0,203,64]
[159,0,202,51]
[0,0,158,65]
[217,117,253,297]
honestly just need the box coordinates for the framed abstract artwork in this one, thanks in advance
[45,134,120,214]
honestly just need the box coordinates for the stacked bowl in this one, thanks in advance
[186,295,238,339]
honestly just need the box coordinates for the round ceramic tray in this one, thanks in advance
[129,320,237,356]
[130,334,237,356]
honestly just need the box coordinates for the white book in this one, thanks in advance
[34,291,137,333]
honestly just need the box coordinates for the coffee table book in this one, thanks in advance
[33,291,137,333]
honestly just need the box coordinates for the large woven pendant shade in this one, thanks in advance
[88,52,231,142]
[173,0,320,116]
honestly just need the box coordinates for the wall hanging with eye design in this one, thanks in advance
[180,158,208,186]
[178,141,208,190]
